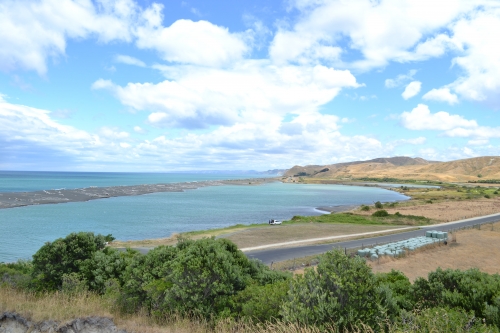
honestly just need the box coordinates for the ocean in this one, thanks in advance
[0,171,409,263]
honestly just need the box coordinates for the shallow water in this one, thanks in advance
[0,173,408,263]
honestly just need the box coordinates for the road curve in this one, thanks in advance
[245,212,500,265]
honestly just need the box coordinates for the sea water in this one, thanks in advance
[0,172,409,263]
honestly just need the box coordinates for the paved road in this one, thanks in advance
[245,213,500,264]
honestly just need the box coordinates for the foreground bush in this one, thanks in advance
[281,249,382,330]
[119,237,290,319]
[31,232,108,291]
[411,268,500,327]
[4,231,500,331]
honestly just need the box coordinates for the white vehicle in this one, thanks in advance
[269,219,282,225]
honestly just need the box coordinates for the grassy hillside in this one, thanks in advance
[284,156,500,182]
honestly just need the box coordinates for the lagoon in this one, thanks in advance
[0,173,409,263]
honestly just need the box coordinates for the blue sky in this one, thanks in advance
[1,0,499,171]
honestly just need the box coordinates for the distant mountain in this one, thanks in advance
[283,156,500,182]
[257,169,287,176]
[171,169,286,176]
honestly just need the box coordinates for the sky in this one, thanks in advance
[1,0,500,172]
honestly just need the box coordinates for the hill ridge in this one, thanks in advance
[284,156,500,182]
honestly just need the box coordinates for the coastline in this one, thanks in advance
[0,177,278,209]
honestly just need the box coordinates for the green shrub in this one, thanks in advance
[361,205,370,211]
[281,249,382,330]
[375,270,413,315]
[494,191,499,195]
[485,194,491,199]
[31,232,108,291]
[395,307,497,332]
[372,210,389,217]
[0,260,33,290]
[120,237,286,319]
[81,247,140,294]
[411,268,500,326]
[231,280,290,322]
[374,201,383,209]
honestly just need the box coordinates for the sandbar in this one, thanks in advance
[0,178,277,209]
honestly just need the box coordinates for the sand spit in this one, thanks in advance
[0,178,277,209]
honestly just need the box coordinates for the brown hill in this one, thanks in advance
[284,156,500,182]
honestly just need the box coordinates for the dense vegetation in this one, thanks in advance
[2,231,500,332]
[289,211,432,225]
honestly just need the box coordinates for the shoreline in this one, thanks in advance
[0,177,278,209]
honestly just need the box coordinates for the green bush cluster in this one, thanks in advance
[360,205,370,211]
[2,232,500,332]
[372,209,389,217]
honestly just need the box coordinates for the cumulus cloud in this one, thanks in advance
[422,88,459,105]
[0,97,389,170]
[400,104,477,131]
[402,81,422,100]
[133,126,146,134]
[135,17,249,67]
[400,104,500,139]
[270,0,481,70]
[0,0,143,75]
[93,63,360,129]
[270,1,500,107]
[385,70,417,88]
[115,54,146,67]
[447,8,500,107]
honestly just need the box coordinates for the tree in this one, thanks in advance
[31,232,107,291]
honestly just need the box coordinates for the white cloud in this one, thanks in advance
[270,0,482,70]
[402,81,422,100]
[399,137,427,145]
[115,54,146,67]
[422,88,459,105]
[269,1,500,108]
[0,98,101,153]
[93,62,360,128]
[133,126,146,133]
[0,0,143,75]
[446,8,500,107]
[400,104,477,131]
[99,127,129,139]
[468,139,489,146]
[385,70,417,88]
[400,104,500,139]
[135,18,249,67]
[0,97,390,170]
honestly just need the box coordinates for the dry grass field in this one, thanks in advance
[112,223,410,251]
[368,222,500,281]
[223,223,408,249]
[0,289,371,333]
[355,197,500,222]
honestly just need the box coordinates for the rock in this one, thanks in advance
[0,312,126,333]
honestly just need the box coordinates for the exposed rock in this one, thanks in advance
[0,312,126,333]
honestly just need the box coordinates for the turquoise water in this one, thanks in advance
[0,173,409,263]
[0,171,265,192]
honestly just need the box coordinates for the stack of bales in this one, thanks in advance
[357,230,447,260]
